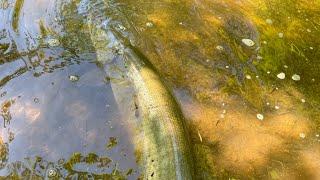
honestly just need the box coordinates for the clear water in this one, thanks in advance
[1,0,320,179]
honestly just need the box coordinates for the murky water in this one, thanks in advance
[1,0,320,179]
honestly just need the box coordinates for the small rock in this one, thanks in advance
[301,99,306,103]
[257,114,264,120]
[242,39,255,47]
[299,133,306,139]
[307,29,311,32]
[278,33,284,38]
[216,45,224,50]
[284,65,288,68]
[245,75,251,79]
[292,74,301,81]
[275,106,280,109]
[257,55,263,60]
[146,22,153,27]
[277,72,285,79]
[220,114,225,118]
[266,19,273,24]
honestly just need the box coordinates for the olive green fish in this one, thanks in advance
[87,9,194,180]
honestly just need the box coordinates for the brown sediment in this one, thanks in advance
[180,85,315,178]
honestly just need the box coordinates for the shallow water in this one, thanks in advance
[1,0,320,179]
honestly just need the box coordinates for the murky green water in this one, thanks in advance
[1,0,320,179]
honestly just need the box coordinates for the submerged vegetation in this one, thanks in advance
[0,0,320,179]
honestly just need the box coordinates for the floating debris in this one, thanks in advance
[146,22,153,27]
[299,133,306,139]
[198,130,203,142]
[245,75,252,79]
[265,19,273,24]
[216,45,224,51]
[69,75,79,82]
[277,72,285,79]
[242,39,255,47]
[257,114,264,120]
[106,137,118,149]
[292,74,301,81]
[48,38,60,47]
[278,33,284,38]
[9,132,15,142]
[275,106,280,110]
[301,99,306,103]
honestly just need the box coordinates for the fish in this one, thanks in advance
[86,4,195,179]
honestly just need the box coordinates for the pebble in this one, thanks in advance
[266,19,273,24]
[299,133,306,139]
[257,55,263,60]
[257,114,264,120]
[220,114,225,118]
[292,74,301,81]
[242,39,255,47]
[277,72,286,79]
[146,22,153,27]
[301,99,306,103]
[284,65,288,68]
[275,106,280,109]
[216,45,224,50]
[278,33,284,38]
[245,75,252,79]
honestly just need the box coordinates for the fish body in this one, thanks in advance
[87,7,194,179]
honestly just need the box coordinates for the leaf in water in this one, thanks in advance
[105,137,118,149]
[270,169,280,180]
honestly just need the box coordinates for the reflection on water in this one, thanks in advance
[0,0,139,179]
[1,0,320,179]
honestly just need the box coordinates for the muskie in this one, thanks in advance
[86,7,194,179]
